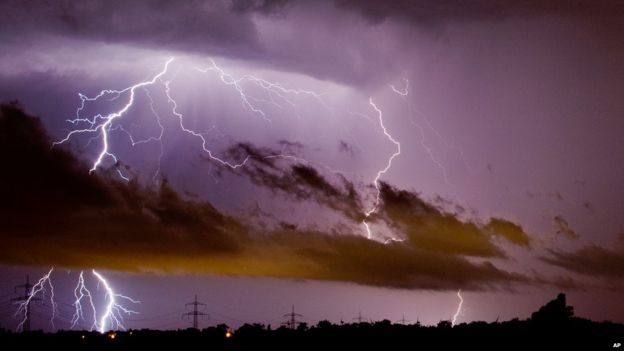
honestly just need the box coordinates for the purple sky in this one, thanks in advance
[1,0,624,331]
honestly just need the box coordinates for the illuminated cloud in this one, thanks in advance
[485,218,531,248]
[378,183,505,257]
[227,143,534,257]
[0,103,533,290]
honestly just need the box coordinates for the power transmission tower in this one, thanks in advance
[182,295,208,329]
[282,305,302,329]
[353,311,367,324]
[13,275,39,332]
[397,314,410,325]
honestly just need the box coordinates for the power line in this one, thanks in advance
[182,295,208,329]
[127,310,183,322]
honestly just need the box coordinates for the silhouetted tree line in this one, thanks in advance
[0,294,622,350]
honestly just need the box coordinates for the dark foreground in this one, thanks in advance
[1,294,623,351]
[1,318,622,351]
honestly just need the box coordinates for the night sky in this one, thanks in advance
[1,0,623,331]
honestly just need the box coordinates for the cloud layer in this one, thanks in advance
[4,0,621,89]
[0,102,535,290]
[544,239,624,280]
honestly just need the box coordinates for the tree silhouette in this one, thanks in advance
[437,320,452,328]
[531,293,574,322]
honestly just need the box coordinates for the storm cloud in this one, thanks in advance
[4,0,622,90]
[0,102,536,290]
[335,0,624,26]
[0,0,261,57]
[543,237,624,280]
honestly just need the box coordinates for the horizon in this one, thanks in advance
[0,291,607,332]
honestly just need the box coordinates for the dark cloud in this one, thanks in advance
[0,0,262,58]
[0,102,114,212]
[543,241,624,281]
[554,215,579,240]
[2,0,623,92]
[335,0,624,27]
[228,142,363,221]
[261,228,528,290]
[0,103,244,261]
[0,103,531,290]
[230,0,295,15]
[0,0,397,88]
[431,194,468,216]
[485,218,531,248]
[378,183,507,257]
[229,142,535,257]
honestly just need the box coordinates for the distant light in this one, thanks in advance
[108,332,117,340]
[81,335,85,340]
[225,331,233,338]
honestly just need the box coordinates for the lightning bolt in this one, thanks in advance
[56,57,421,245]
[194,60,269,122]
[194,60,413,243]
[191,59,359,177]
[363,98,401,240]
[55,57,266,181]
[17,269,138,333]
[143,87,165,182]
[451,289,463,327]
[55,56,369,198]
[15,268,57,331]
[71,271,97,331]
[92,270,139,333]
[389,78,409,96]
[162,80,250,169]
[110,87,166,182]
[389,79,452,185]
[54,58,174,179]
[194,58,328,121]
